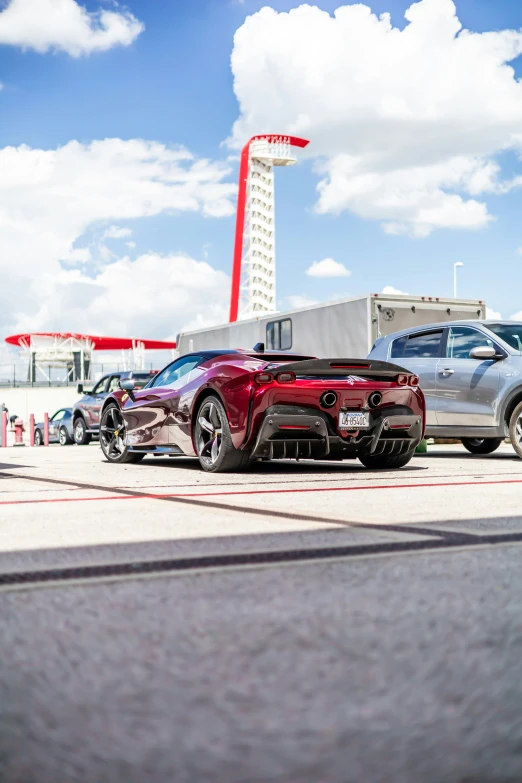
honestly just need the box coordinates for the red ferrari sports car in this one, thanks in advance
[99,348,425,472]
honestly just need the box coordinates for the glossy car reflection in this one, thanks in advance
[98,349,425,473]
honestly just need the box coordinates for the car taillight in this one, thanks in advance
[254,372,273,384]
[276,372,296,384]
[409,375,419,387]
[397,374,409,385]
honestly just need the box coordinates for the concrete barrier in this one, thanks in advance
[0,387,80,423]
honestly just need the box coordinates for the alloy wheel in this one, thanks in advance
[100,406,127,460]
[197,401,223,467]
[59,429,67,446]
[515,415,522,449]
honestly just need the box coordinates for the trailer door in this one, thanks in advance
[372,299,484,341]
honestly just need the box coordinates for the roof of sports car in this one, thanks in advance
[194,349,314,360]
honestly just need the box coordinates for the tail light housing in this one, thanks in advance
[276,371,296,384]
[254,372,273,384]
[396,374,409,386]
[409,375,420,387]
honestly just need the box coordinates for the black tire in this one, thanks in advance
[461,437,504,455]
[509,401,522,460]
[99,403,144,464]
[74,417,92,445]
[194,395,250,473]
[34,429,43,446]
[358,449,415,470]
[59,426,73,446]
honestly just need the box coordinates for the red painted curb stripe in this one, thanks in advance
[1,476,522,507]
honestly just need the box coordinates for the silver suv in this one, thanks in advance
[368,320,522,457]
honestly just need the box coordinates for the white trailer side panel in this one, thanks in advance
[177,295,486,358]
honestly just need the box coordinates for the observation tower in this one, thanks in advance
[229,135,309,322]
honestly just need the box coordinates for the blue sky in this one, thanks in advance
[0,0,521,351]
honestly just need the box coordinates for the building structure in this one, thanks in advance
[229,135,309,322]
[5,333,177,383]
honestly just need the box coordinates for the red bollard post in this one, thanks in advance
[44,412,49,446]
[29,414,35,447]
[1,411,6,448]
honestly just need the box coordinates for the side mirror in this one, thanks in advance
[77,383,84,394]
[469,346,497,360]
[119,379,136,401]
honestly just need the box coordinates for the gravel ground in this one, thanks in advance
[1,543,522,783]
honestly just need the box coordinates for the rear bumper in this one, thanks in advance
[250,411,423,461]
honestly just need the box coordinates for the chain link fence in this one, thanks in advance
[0,362,159,388]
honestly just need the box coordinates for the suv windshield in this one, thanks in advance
[486,323,522,351]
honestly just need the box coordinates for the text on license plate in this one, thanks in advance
[338,411,370,430]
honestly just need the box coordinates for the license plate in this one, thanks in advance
[338,411,370,430]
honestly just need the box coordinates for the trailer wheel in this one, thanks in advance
[461,437,504,455]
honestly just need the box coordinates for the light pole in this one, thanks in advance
[454,262,464,298]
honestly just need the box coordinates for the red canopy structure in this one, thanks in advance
[5,333,177,350]
[5,332,177,383]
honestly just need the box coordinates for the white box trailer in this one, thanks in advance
[177,294,486,358]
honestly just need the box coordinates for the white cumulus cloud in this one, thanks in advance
[285,295,319,309]
[0,138,236,340]
[509,311,522,322]
[306,258,351,278]
[103,225,133,240]
[381,285,410,295]
[486,307,502,320]
[0,0,143,56]
[230,0,522,237]
[14,253,230,339]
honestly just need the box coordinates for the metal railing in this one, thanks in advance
[0,363,159,388]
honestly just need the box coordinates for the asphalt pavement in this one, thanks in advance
[1,444,522,782]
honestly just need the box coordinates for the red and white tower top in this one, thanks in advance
[229,134,309,322]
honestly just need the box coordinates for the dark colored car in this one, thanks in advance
[34,408,74,446]
[98,349,425,472]
[72,370,157,445]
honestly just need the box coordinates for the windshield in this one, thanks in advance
[486,323,522,351]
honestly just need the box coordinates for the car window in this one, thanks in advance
[92,377,108,394]
[446,327,495,359]
[132,373,155,389]
[391,331,443,359]
[266,319,292,351]
[107,375,121,393]
[486,323,522,351]
[151,356,203,389]
[50,409,66,422]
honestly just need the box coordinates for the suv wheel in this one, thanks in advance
[461,437,504,455]
[509,401,522,459]
[74,418,92,445]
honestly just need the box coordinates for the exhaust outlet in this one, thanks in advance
[368,391,382,408]
[320,391,338,408]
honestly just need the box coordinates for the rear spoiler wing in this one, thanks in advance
[274,358,411,379]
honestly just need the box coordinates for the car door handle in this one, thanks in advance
[439,368,454,376]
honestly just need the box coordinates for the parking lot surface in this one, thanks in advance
[1,443,522,781]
